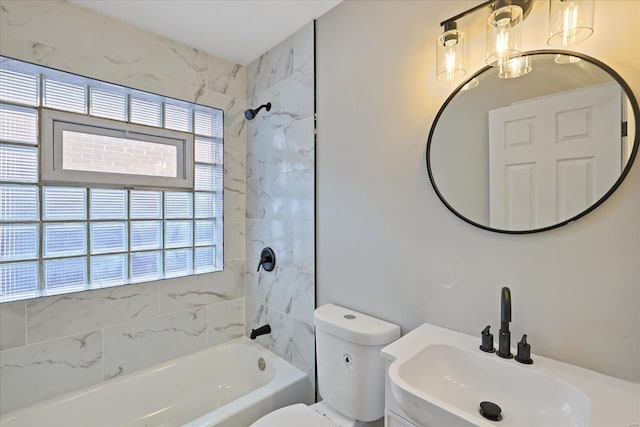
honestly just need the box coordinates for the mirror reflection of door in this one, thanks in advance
[488,82,622,229]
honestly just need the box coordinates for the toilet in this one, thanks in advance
[251,304,401,427]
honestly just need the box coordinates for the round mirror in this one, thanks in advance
[427,50,639,233]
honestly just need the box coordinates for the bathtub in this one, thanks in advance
[0,337,312,427]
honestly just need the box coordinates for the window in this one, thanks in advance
[42,109,194,188]
[0,57,224,302]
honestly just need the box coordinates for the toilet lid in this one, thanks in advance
[251,404,335,427]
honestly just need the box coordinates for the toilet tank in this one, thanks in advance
[314,304,400,422]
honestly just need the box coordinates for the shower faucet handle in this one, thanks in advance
[256,247,276,272]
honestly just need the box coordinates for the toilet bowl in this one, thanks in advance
[250,304,400,427]
[251,402,358,427]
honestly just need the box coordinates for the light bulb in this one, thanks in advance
[486,4,523,67]
[562,3,579,45]
[436,22,466,81]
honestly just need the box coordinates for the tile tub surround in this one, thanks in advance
[0,0,246,413]
[245,21,316,390]
[0,284,245,413]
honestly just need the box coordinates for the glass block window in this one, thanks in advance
[0,56,224,302]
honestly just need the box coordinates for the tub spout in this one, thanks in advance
[250,324,271,339]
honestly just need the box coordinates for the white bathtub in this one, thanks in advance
[0,337,312,427]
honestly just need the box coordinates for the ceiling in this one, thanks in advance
[70,0,342,66]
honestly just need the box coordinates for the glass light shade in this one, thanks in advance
[498,56,532,79]
[461,78,480,91]
[486,5,523,67]
[555,53,582,64]
[437,28,466,81]
[548,0,595,46]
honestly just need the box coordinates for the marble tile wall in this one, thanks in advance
[245,22,316,394]
[0,0,246,413]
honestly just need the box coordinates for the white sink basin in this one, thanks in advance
[382,323,640,427]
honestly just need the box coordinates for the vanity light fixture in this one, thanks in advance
[436,0,595,81]
[548,0,595,47]
[486,0,532,67]
[498,55,532,79]
[436,21,466,81]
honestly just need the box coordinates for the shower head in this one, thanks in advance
[244,102,271,120]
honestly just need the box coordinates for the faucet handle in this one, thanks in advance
[515,334,533,364]
[479,325,496,353]
[256,247,276,272]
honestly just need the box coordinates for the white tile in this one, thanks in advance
[0,301,26,351]
[292,220,315,274]
[291,22,315,88]
[224,219,246,260]
[246,116,314,180]
[225,106,247,140]
[281,269,315,326]
[206,57,245,98]
[252,266,314,326]
[244,260,260,302]
[247,40,292,97]
[224,135,247,181]
[207,298,244,346]
[0,32,25,59]
[103,307,207,379]
[246,178,260,219]
[245,300,293,363]
[292,318,316,392]
[158,261,244,314]
[247,21,313,98]
[0,331,102,413]
[257,170,314,221]
[248,75,314,129]
[244,258,277,305]
[224,176,246,219]
[26,283,158,344]
[223,134,247,220]
[246,219,294,268]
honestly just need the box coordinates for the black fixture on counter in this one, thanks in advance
[479,325,495,353]
[257,247,276,272]
[479,401,502,421]
[250,324,271,340]
[482,287,533,364]
[515,334,533,364]
[496,286,513,359]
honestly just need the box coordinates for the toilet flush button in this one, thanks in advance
[342,353,353,367]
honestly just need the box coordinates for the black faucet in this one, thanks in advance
[250,324,271,340]
[496,287,513,359]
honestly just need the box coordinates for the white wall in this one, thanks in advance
[0,1,246,413]
[316,0,640,382]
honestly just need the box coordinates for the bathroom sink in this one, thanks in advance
[382,323,640,427]
[391,343,588,426]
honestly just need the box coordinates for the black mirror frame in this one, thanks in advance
[426,50,640,234]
